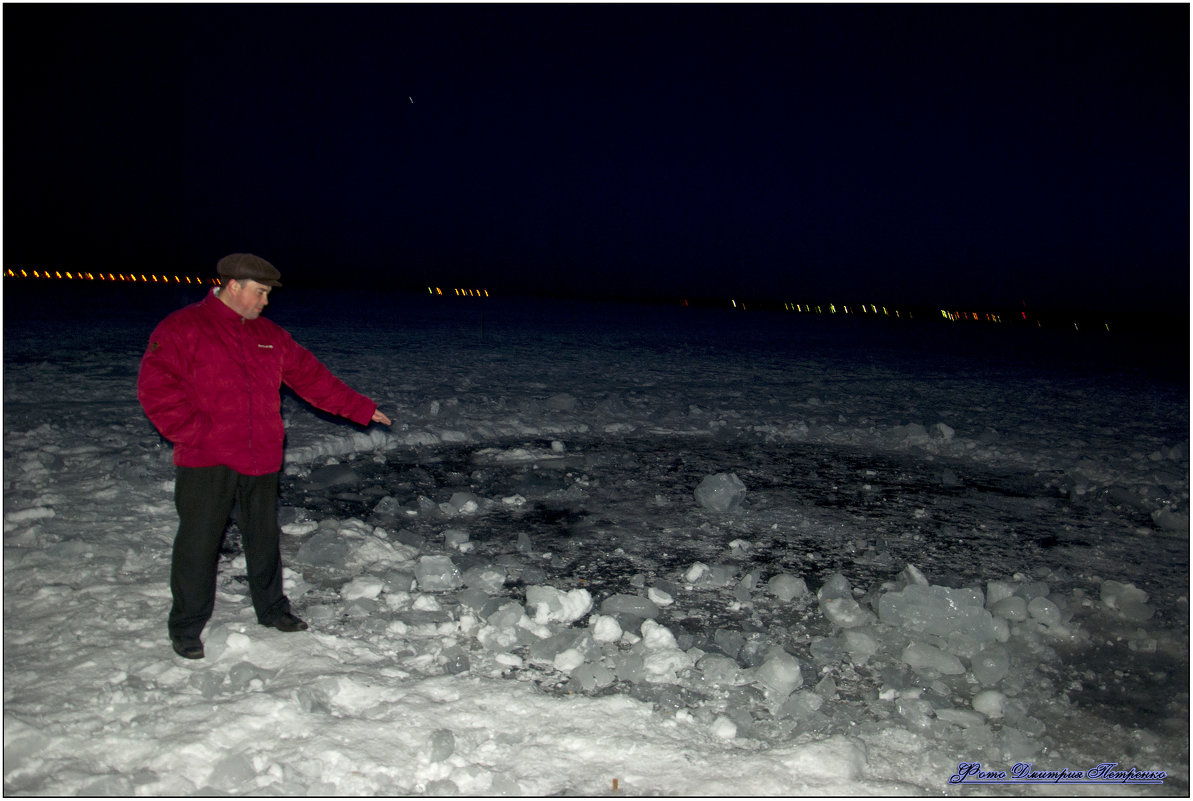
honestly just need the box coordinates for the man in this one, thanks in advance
[138,253,392,659]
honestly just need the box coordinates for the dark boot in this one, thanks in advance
[171,634,204,659]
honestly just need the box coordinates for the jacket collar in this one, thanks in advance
[204,287,253,324]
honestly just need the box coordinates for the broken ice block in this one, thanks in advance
[989,596,1028,622]
[879,584,997,642]
[414,555,462,591]
[526,585,593,624]
[902,641,965,675]
[694,473,747,512]
[443,527,470,549]
[972,689,1006,719]
[820,596,876,628]
[1027,596,1062,626]
[767,574,809,602]
[295,530,349,568]
[972,644,1010,686]
[462,565,506,594]
[1100,580,1154,620]
[751,647,803,696]
[817,572,852,601]
[600,593,660,621]
[589,614,623,643]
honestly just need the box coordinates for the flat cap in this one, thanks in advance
[217,253,282,287]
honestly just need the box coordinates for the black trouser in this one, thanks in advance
[168,465,290,640]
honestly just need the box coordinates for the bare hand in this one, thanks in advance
[372,409,392,426]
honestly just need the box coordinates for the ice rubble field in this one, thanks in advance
[3,286,1189,796]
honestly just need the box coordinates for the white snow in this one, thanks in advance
[3,289,1189,796]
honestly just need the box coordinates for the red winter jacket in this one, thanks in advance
[138,289,378,475]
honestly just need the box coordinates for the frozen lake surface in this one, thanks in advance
[4,284,1188,795]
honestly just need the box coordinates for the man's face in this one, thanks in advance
[221,279,272,319]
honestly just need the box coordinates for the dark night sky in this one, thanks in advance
[5,4,1189,313]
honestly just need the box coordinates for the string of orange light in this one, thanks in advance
[4,268,218,284]
[427,287,490,297]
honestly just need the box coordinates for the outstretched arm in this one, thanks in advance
[281,335,391,427]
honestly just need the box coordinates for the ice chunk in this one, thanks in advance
[901,564,930,587]
[1018,581,1050,600]
[487,601,525,629]
[443,527,470,549]
[589,614,623,643]
[614,650,647,684]
[554,648,586,672]
[600,594,659,621]
[778,690,824,721]
[896,696,935,732]
[306,463,359,490]
[936,708,986,728]
[971,644,1010,686]
[713,628,746,659]
[710,716,737,739]
[529,628,592,666]
[341,576,384,601]
[1100,580,1154,620]
[570,659,616,693]
[986,580,1017,606]
[640,619,678,650]
[414,555,462,591]
[696,654,742,687]
[295,530,350,568]
[817,572,852,601]
[444,491,479,515]
[902,641,965,675]
[684,561,735,587]
[767,574,809,602]
[477,624,520,652]
[842,630,879,664]
[643,647,694,683]
[694,472,747,513]
[1118,600,1155,622]
[226,661,276,691]
[647,586,674,606]
[526,585,593,624]
[821,596,875,628]
[989,596,1028,622]
[972,689,1006,719]
[462,565,506,594]
[751,647,803,697]
[385,570,416,593]
[1027,596,1061,626]
[1152,508,1189,531]
[879,584,997,642]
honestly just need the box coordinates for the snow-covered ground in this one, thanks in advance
[4,285,1189,796]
